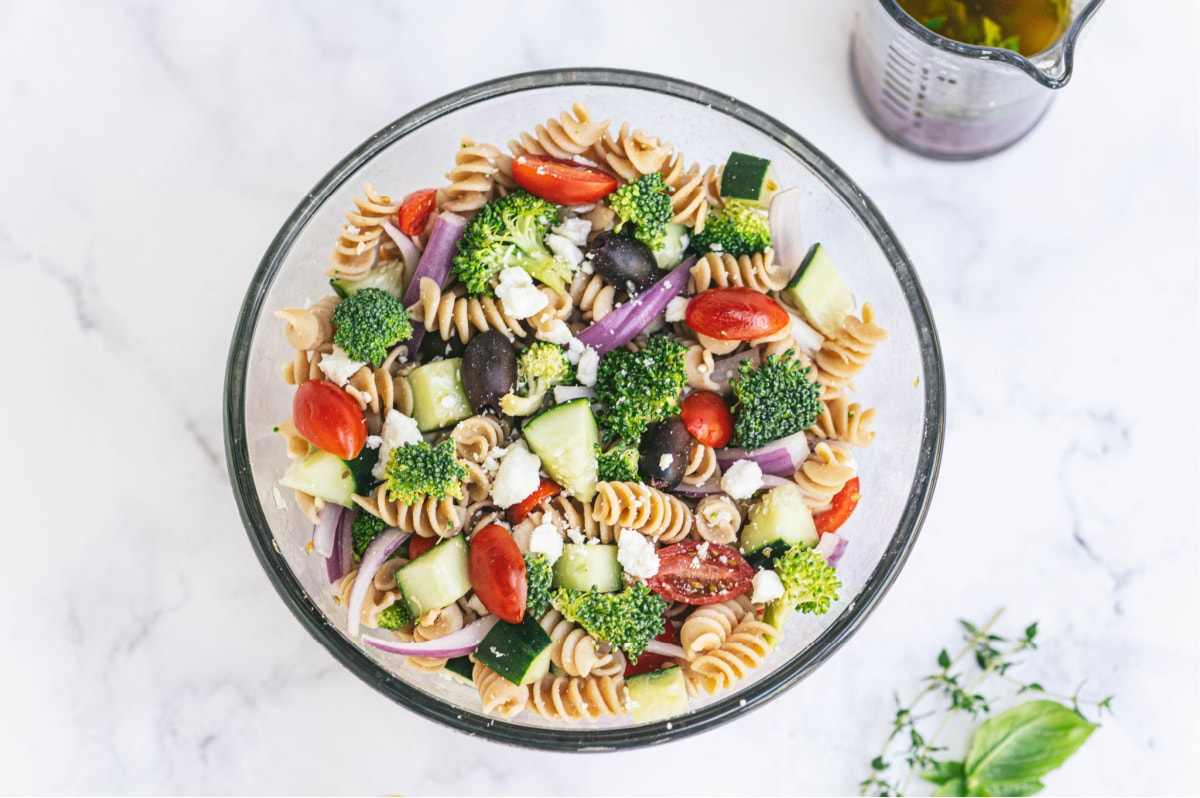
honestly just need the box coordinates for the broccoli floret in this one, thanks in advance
[524,553,554,618]
[551,584,667,659]
[351,511,387,561]
[608,172,673,249]
[689,200,772,257]
[383,440,468,505]
[731,351,823,449]
[772,544,841,615]
[451,190,570,296]
[594,335,688,444]
[500,341,576,417]
[596,443,640,483]
[331,287,413,367]
[376,601,414,631]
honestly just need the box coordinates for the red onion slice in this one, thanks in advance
[381,219,423,275]
[326,509,356,583]
[311,504,343,559]
[709,349,761,395]
[361,615,500,658]
[815,532,848,569]
[576,256,696,356]
[346,527,410,638]
[768,187,803,279]
[673,474,792,498]
[400,211,467,353]
[642,639,687,660]
[715,430,812,477]
[787,311,825,354]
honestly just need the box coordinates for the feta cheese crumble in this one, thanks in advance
[528,522,564,565]
[495,267,548,319]
[750,569,785,605]
[665,295,690,323]
[371,409,422,479]
[552,217,592,247]
[721,459,764,500]
[491,442,543,508]
[546,233,584,271]
[575,346,600,387]
[617,528,660,580]
[536,319,573,345]
[658,453,674,470]
[317,345,365,386]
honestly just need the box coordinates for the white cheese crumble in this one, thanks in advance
[617,528,660,580]
[566,527,586,546]
[721,459,764,500]
[665,296,690,323]
[576,346,600,387]
[750,569,785,605]
[696,541,710,560]
[466,594,491,617]
[495,267,549,319]
[491,443,543,508]
[317,345,365,386]
[371,409,423,480]
[552,217,592,247]
[481,444,507,477]
[365,435,383,450]
[659,453,674,470]
[536,318,573,345]
[529,523,564,565]
[564,335,586,364]
[546,233,585,271]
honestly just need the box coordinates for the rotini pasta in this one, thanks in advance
[793,442,857,512]
[812,303,888,397]
[450,414,508,465]
[811,396,878,447]
[507,102,611,162]
[473,661,529,717]
[679,595,752,659]
[588,122,673,181]
[526,673,628,722]
[539,609,623,678]
[689,250,789,294]
[567,269,619,323]
[442,136,503,215]
[352,484,466,538]
[327,184,400,281]
[409,277,528,343]
[592,481,693,543]
[274,294,339,351]
[692,494,743,545]
[407,602,465,673]
[683,442,720,486]
[661,152,723,233]
[678,616,781,697]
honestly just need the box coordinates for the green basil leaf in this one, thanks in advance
[924,760,965,786]
[934,776,966,796]
[971,779,1044,796]
[964,700,1096,791]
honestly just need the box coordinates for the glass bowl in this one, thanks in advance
[223,68,944,750]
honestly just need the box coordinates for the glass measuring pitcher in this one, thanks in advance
[851,0,1104,159]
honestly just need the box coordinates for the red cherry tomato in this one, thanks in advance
[292,380,367,460]
[407,534,438,561]
[646,541,755,606]
[397,188,437,236]
[680,391,734,449]
[506,477,563,525]
[624,618,678,677]
[813,477,861,535]
[684,287,790,341]
[511,153,618,205]
[469,524,527,624]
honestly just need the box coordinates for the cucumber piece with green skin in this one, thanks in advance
[782,242,855,339]
[395,534,472,618]
[761,597,792,632]
[341,445,379,495]
[522,398,599,502]
[719,152,779,207]
[443,655,476,685]
[279,448,358,507]
[738,483,818,567]
[652,222,690,270]
[330,257,406,300]
[473,614,553,685]
[551,544,623,592]
[408,358,473,432]
[627,665,689,723]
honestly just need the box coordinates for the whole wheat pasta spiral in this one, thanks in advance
[588,122,673,181]
[442,136,502,215]
[683,442,720,486]
[683,343,720,391]
[293,489,325,526]
[793,442,857,512]
[661,152,723,232]
[407,603,465,673]
[527,674,628,722]
[343,363,415,435]
[508,102,611,162]
[281,341,334,385]
[811,396,877,448]
[812,303,888,397]
[689,250,789,294]
[334,555,409,631]
[522,494,610,541]
[274,294,340,351]
[327,184,401,280]
[473,661,529,717]
[409,277,528,343]
[275,417,310,459]
[353,484,466,538]
[678,616,780,697]
[567,270,619,323]
[692,495,743,545]
[460,460,492,505]
[592,481,693,543]
[679,595,752,660]
[539,609,622,678]
[450,414,508,465]
[528,285,574,335]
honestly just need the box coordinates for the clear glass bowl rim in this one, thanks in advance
[223,67,946,751]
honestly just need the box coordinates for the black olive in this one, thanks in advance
[460,330,516,414]
[638,417,692,490]
[418,330,466,361]
[588,231,660,295]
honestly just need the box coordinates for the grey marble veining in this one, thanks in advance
[1,0,1196,795]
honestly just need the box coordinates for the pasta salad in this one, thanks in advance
[273,103,887,724]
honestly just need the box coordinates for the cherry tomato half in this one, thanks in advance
[292,380,367,460]
[511,153,618,205]
[506,477,563,525]
[397,188,437,237]
[469,524,527,624]
[680,390,734,449]
[684,287,790,341]
[813,477,861,535]
[624,618,678,677]
[407,534,438,561]
[646,541,755,606]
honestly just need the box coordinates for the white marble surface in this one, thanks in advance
[2,1,1197,795]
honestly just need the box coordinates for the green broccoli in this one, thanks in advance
[551,584,667,659]
[524,552,554,618]
[376,601,414,631]
[689,200,772,257]
[499,341,576,417]
[772,544,841,615]
[731,350,823,449]
[383,439,468,505]
[451,190,570,296]
[351,511,387,561]
[608,172,673,249]
[596,443,640,483]
[331,287,413,367]
[593,335,688,444]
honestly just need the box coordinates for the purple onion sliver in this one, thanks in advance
[346,528,410,639]
[709,349,760,395]
[576,256,695,356]
[768,187,804,279]
[642,639,687,660]
[401,211,466,308]
[381,219,422,275]
[361,614,500,657]
[327,509,356,584]
[815,532,847,568]
[715,429,810,477]
[311,504,342,559]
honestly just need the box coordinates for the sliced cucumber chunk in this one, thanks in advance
[330,257,406,300]
[279,448,358,507]
[551,544,622,593]
[395,534,471,618]
[652,222,691,270]
[783,243,855,339]
[720,152,779,207]
[408,358,472,432]
[474,614,553,685]
[739,483,818,567]
[627,665,689,723]
[443,655,476,685]
[522,398,599,502]
[761,598,792,632]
